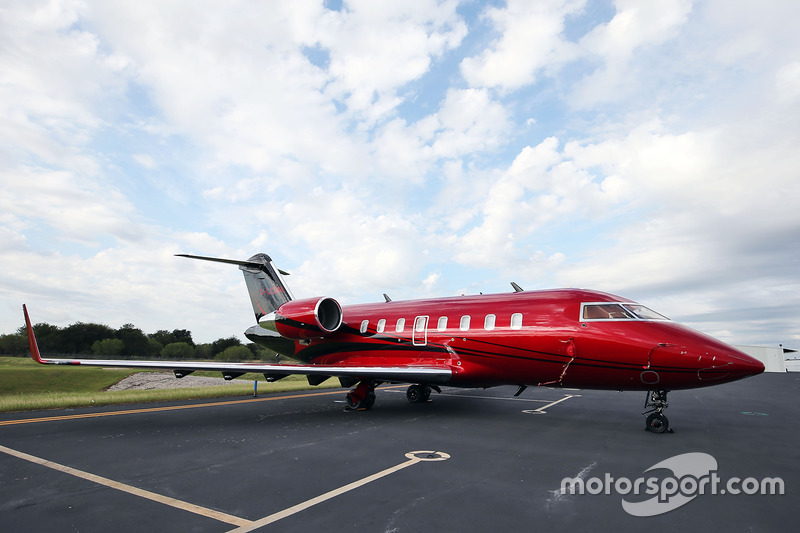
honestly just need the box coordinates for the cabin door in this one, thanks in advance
[413,315,429,346]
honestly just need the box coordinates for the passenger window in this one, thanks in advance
[460,315,471,331]
[396,318,405,332]
[437,316,448,331]
[360,320,369,334]
[377,319,386,333]
[484,314,496,331]
[510,313,522,330]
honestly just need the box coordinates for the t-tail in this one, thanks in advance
[177,253,293,321]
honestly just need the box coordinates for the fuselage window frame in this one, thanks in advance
[510,313,522,330]
[580,302,670,322]
[484,314,496,331]
[460,315,471,331]
[396,318,406,333]
[437,316,448,331]
[359,320,369,334]
[377,319,386,333]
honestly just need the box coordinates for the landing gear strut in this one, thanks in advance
[345,380,376,410]
[643,389,671,433]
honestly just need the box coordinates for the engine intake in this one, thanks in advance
[273,297,342,340]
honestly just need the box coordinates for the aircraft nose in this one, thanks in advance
[726,349,765,376]
[698,345,765,382]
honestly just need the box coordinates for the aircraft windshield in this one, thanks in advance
[581,303,669,321]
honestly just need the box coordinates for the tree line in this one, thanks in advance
[0,321,274,361]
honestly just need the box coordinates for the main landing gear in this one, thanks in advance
[643,389,672,433]
[345,380,376,410]
[345,382,441,410]
[406,384,440,403]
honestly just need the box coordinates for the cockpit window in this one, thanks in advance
[624,304,669,320]
[581,302,669,321]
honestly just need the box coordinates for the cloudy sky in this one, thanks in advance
[2,0,798,346]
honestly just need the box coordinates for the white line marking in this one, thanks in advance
[522,394,580,415]
[440,393,556,403]
[0,444,252,527]
[226,451,450,533]
[383,389,557,403]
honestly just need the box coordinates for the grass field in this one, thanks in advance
[0,357,339,413]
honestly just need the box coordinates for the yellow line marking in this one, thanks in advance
[0,444,253,527]
[0,389,347,427]
[0,385,409,427]
[227,451,450,533]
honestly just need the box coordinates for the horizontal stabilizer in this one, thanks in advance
[176,254,290,276]
[178,253,293,321]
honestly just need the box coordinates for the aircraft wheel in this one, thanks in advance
[346,392,362,410]
[406,384,425,403]
[645,412,669,433]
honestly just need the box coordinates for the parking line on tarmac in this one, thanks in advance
[226,451,450,533]
[521,394,580,414]
[0,444,448,531]
[385,389,573,404]
[0,443,253,527]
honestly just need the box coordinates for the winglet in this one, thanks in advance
[22,304,45,364]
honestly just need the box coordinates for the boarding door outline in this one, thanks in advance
[413,315,429,346]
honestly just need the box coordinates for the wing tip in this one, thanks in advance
[22,304,45,364]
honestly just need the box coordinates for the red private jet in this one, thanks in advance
[23,253,764,433]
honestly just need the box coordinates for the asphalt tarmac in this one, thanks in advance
[1,373,796,532]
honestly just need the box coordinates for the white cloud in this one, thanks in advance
[775,61,800,103]
[132,154,156,169]
[319,0,467,122]
[454,136,608,267]
[273,187,425,301]
[580,0,692,62]
[0,166,138,245]
[569,0,692,107]
[460,0,584,91]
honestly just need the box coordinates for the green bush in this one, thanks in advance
[161,342,195,360]
[92,338,124,356]
[215,345,254,361]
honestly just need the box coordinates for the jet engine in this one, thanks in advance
[269,297,343,340]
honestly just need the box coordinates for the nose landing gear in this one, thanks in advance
[643,389,672,433]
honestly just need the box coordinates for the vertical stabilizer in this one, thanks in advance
[239,253,293,320]
[177,253,293,321]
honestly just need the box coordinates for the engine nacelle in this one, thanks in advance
[272,297,342,340]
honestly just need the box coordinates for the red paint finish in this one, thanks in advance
[283,289,763,391]
[273,297,342,340]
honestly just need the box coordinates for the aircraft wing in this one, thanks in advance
[23,305,451,385]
